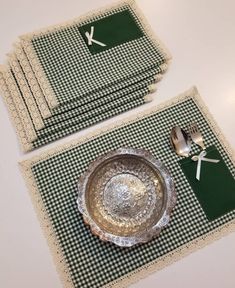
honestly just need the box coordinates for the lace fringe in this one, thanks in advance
[20,39,59,110]
[0,65,37,143]
[14,42,52,119]
[0,72,33,152]
[8,53,45,130]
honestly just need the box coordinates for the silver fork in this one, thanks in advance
[188,123,205,150]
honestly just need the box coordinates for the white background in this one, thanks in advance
[0,0,235,287]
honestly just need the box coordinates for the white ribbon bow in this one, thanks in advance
[85,26,106,47]
[191,150,220,181]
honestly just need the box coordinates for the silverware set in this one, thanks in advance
[170,123,205,157]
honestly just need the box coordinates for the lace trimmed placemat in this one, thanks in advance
[0,68,152,151]
[20,86,235,288]
[20,0,170,108]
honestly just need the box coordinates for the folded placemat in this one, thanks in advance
[27,87,149,148]
[23,85,151,139]
[20,0,170,108]
[20,86,235,288]
[0,51,160,151]
[14,41,166,116]
[10,62,157,127]
[0,72,150,151]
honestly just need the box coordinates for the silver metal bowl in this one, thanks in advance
[77,148,176,247]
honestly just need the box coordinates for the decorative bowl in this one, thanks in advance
[77,148,176,247]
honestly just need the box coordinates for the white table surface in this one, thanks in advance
[0,0,235,287]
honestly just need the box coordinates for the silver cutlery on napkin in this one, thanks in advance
[170,123,220,180]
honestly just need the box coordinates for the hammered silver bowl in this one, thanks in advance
[77,148,176,247]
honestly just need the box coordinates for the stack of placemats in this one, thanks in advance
[0,0,171,152]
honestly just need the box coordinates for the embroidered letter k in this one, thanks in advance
[85,26,106,47]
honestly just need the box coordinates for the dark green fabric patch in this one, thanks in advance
[180,145,235,221]
[79,10,144,54]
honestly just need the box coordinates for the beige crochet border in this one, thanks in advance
[19,0,171,110]
[19,86,235,288]
[8,53,45,130]
[20,39,59,110]
[0,65,37,143]
[0,72,33,152]
[14,42,52,119]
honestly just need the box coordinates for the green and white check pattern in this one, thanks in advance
[46,64,163,116]
[35,78,155,137]
[30,3,166,105]
[29,93,235,288]
[6,62,154,148]
[32,87,148,148]
[0,0,170,151]
[30,67,160,125]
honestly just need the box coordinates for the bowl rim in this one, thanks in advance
[77,147,176,247]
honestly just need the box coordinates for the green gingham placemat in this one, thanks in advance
[0,70,147,153]
[20,0,170,108]
[20,87,235,288]
[1,55,161,151]
[0,69,150,151]
[15,42,165,116]
[43,75,156,127]
[30,81,154,137]
[11,59,158,126]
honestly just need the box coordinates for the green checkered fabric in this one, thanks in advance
[9,67,153,148]
[30,2,166,105]
[36,77,155,137]
[29,93,235,287]
[31,87,149,148]
[45,65,162,116]
[3,56,157,150]
[17,65,159,126]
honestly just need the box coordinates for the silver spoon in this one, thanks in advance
[170,126,191,157]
